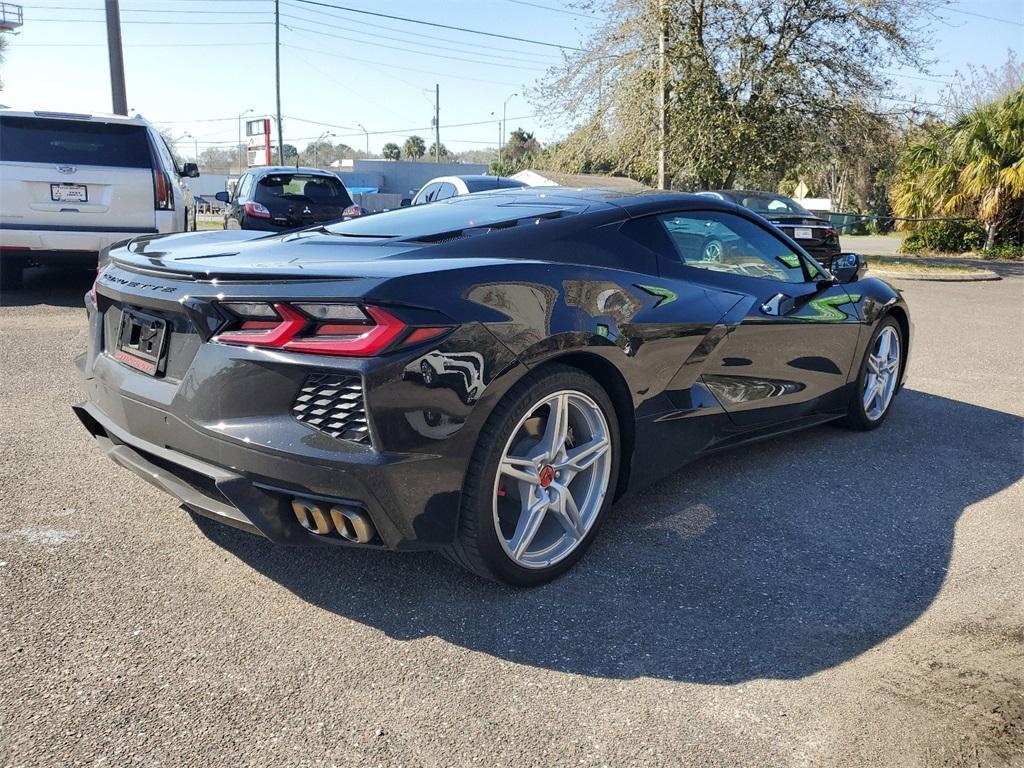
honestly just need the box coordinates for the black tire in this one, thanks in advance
[844,316,903,431]
[1,258,25,291]
[443,364,621,586]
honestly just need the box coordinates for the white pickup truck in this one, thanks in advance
[0,109,198,289]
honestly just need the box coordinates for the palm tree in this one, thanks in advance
[893,89,1024,249]
[403,135,426,161]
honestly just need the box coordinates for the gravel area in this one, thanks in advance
[1,267,1021,767]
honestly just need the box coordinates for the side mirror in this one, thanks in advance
[400,198,412,207]
[830,252,867,284]
[214,191,230,203]
[181,162,200,178]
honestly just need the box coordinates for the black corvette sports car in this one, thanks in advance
[75,188,910,586]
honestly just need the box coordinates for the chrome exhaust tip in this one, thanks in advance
[291,498,377,543]
[330,505,375,544]
[291,499,333,535]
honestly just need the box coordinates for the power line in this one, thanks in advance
[279,0,560,60]
[278,8,560,64]
[284,42,527,87]
[281,21,549,71]
[35,17,275,24]
[26,4,272,12]
[289,0,585,51]
[14,41,268,47]
[503,0,601,20]
[944,6,1023,26]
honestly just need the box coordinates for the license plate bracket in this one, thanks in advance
[115,309,168,376]
[50,183,88,203]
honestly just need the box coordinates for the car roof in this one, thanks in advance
[331,186,739,239]
[0,108,154,127]
[249,166,340,176]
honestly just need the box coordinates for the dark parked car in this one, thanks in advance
[405,174,527,206]
[215,166,361,230]
[699,190,841,263]
[76,188,909,586]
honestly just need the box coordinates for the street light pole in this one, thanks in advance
[237,108,253,176]
[501,92,518,167]
[357,124,369,156]
[183,131,198,162]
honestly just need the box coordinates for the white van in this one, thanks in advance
[0,109,198,288]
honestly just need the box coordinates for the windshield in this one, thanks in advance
[254,173,353,207]
[737,193,813,216]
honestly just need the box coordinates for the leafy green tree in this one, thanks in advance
[0,34,7,90]
[382,142,401,160]
[893,89,1024,249]
[537,0,939,189]
[403,135,426,160]
[281,143,299,163]
[428,141,450,160]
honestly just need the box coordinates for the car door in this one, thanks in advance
[651,209,863,427]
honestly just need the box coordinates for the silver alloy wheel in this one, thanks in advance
[863,326,901,421]
[703,239,723,262]
[493,390,612,569]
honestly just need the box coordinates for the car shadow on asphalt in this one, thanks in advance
[0,266,94,308]
[192,389,1022,683]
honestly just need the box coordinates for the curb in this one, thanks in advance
[867,268,1001,283]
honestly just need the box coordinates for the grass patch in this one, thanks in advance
[867,257,978,275]
[195,216,223,231]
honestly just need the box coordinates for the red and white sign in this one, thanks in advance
[246,118,273,167]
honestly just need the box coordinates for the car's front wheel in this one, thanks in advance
[445,365,619,586]
[845,317,903,430]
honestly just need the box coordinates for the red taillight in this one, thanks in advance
[152,169,173,210]
[244,201,271,219]
[342,204,363,220]
[213,302,425,357]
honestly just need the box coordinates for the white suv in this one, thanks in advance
[0,110,198,289]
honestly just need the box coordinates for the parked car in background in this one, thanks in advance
[698,190,841,264]
[406,175,527,206]
[0,109,198,289]
[216,167,361,231]
[75,187,909,586]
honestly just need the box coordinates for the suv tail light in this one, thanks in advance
[152,168,174,210]
[342,204,362,220]
[214,302,448,357]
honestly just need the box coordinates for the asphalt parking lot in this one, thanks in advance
[1,267,1021,767]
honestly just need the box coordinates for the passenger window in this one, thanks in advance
[655,211,808,283]
[236,174,253,201]
[415,183,441,205]
[434,182,458,200]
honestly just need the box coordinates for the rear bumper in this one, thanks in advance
[73,393,456,551]
[0,227,157,255]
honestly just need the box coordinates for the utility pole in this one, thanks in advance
[275,0,284,165]
[104,0,127,115]
[358,123,369,156]
[497,121,502,166]
[434,83,440,163]
[657,0,668,190]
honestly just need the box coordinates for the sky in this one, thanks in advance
[0,0,1021,160]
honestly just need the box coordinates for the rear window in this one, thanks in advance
[0,116,152,168]
[254,173,352,207]
[464,178,527,193]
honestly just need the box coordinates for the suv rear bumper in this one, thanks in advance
[1,226,158,255]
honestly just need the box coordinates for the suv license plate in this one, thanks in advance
[794,227,813,239]
[50,183,88,203]
[115,309,167,376]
